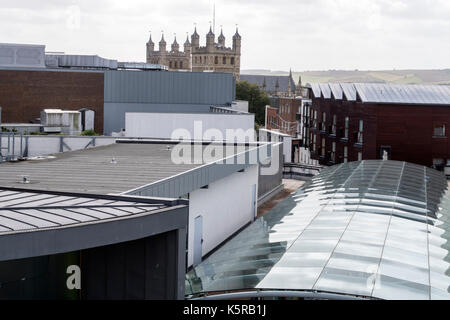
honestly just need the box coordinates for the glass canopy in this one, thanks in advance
[186,160,450,300]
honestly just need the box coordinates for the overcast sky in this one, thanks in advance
[1,0,449,71]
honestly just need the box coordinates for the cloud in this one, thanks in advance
[0,0,448,70]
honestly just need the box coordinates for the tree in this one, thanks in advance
[236,81,270,126]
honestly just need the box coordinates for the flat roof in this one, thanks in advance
[187,160,450,300]
[0,141,254,195]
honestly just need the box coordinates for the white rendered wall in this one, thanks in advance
[187,164,259,267]
[259,129,292,163]
[232,100,249,113]
[125,112,255,142]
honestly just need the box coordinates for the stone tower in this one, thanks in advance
[146,25,241,78]
[191,26,241,80]
[146,31,192,71]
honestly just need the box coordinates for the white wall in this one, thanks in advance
[232,100,249,113]
[259,129,292,163]
[187,164,259,267]
[125,112,256,142]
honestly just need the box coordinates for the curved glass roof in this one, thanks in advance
[186,160,450,300]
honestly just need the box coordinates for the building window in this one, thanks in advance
[223,57,227,64]
[215,56,218,64]
[313,134,317,153]
[321,138,326,157]
[434,124,446,137]
[169,61,173,68]
[313,110,318,129]
[321,112,326,131]
[175,61,178,68]
[358,152,363,161]
[344,146,348,163]
[180,61,183,69]
[344,117,349,139]
[331,142,336,162]
[329,115,337,135]
[231,57,235,65]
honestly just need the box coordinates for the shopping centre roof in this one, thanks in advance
[186,160,450,300]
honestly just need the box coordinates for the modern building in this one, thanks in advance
[0,140,283,269]
[0,188,188,299]
[125,108,255,142]
[307,83,450,168]
[186,160,450,300]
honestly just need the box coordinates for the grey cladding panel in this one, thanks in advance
[104,70,235,105]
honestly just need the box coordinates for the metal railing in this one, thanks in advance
[0,132,24,163]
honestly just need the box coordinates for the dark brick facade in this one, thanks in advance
[0,70,104,133]
[309,89,450,167]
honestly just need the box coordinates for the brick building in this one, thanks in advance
[265,97,302,137]
[307,83,450,168]
[0,69,104,131]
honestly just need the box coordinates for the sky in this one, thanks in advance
[1,0,449,71]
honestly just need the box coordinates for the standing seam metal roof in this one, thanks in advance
[310,83,450,105]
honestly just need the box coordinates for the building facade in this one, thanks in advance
[146,27,242,79]
[307,83,450,168]
[191,27,241,80]
[146,34,191,71]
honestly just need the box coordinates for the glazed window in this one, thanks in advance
[434,124,446,137]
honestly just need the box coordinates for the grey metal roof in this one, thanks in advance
[311,83,450,105]
[0,141,266,198]
[240,75,296,94]
[0,189,166,234]
[310,83,322,98]
[0,187,188,262]
[329,83,343,100]
[318,83,332,99]
[186,160,450,300]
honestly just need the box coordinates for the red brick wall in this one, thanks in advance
[0,70,104,133]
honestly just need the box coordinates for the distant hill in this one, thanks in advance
[241,69,450,85]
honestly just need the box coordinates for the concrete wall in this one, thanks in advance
[0,135,116,159]
[187,164,258,267]
[125,112,255,142]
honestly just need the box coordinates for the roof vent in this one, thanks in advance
[19,175,30,184]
